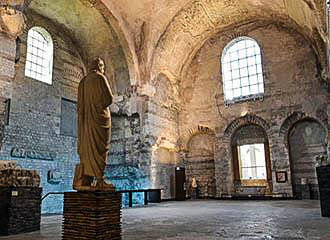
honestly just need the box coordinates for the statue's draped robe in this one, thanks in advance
[77,71,113,178]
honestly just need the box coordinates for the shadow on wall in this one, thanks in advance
[105,165,149,207]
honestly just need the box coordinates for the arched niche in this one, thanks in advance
[288,118,327,199]
[230,124,272,196]
[280,111,328,148]
[151,147,176,199]
[186,133,216,198]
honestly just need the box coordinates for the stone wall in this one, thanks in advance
[0,11,151,212]
[106,113,152,206]
[144,73,180,200]
[0,12,84,214]
[110,113,142,166]
[151,147,176,199]
[185,133,215,198]
[0,1,328,209]
[179,22,329,198]
[0,10,159,211]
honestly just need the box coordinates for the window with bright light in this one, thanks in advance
[238,144,267,180]
[221,37,264,104]
[25,27,53,84]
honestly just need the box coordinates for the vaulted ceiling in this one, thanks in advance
[25,0,327,89]
[27,0,135,94]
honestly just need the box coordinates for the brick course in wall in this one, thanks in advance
[0,6,329,209]
[0,12,84,214]
[179,23,329,198]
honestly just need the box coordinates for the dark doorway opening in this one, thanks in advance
[175,167,186,201]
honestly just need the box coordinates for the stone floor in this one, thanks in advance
[0,200,330,240]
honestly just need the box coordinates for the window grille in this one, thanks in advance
[25,27,53,84]
[221,37,264,105]
[238,144,267,180]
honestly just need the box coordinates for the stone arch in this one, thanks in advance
[24,20,59,51]
[215,115,272,195]
[182,125,215,150]
[227,119,273,196]
[288,118,327,199]
[94,0,141,86]
[280,111,328,148]
[223,114,270,143]
[151,0,325,86]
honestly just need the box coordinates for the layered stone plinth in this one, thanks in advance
[62,191,122,240]
[0,187,42,235]
[316,166,330,217]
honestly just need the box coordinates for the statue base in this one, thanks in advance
[0,187,42,236]
[191,187,198,199]
[62,191,122,240]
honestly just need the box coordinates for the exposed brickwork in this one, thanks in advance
[62,191,122,240]
[0,2,328,209]
[185,133,215,198]
[180,23,329,198]
[289,120,327,199]
[0,12,84,214]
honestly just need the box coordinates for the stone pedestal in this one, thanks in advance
[0,187,42,235]
[316,166,330,217]
[62,191,122,240]
[191,187,198,199]
[295,184,311,199]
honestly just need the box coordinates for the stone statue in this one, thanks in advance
[191,176,198,199]
[73,57,114,191]
[191,176,197,188]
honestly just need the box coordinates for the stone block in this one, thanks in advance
[295,184,311,199]
[0,160,16,170]
[0,169,40,187]
[0,187,42,235]
[62,191,122,240]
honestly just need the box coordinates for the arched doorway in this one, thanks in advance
[231,124,272,196]
[186,133,215,198]
[288,119,327,199]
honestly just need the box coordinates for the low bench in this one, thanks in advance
[42,189,162,208]
[117,189,161,207]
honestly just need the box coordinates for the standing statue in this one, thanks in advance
[191,176,198,199]
[191,176,197,189]
[73,57,114,191]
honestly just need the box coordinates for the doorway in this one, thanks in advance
[175,167,186,201]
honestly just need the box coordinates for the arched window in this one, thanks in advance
[221,37,264,104]
[231,124,272,188]
[25,27,53,84]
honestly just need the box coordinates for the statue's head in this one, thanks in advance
[90,57,105,74]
